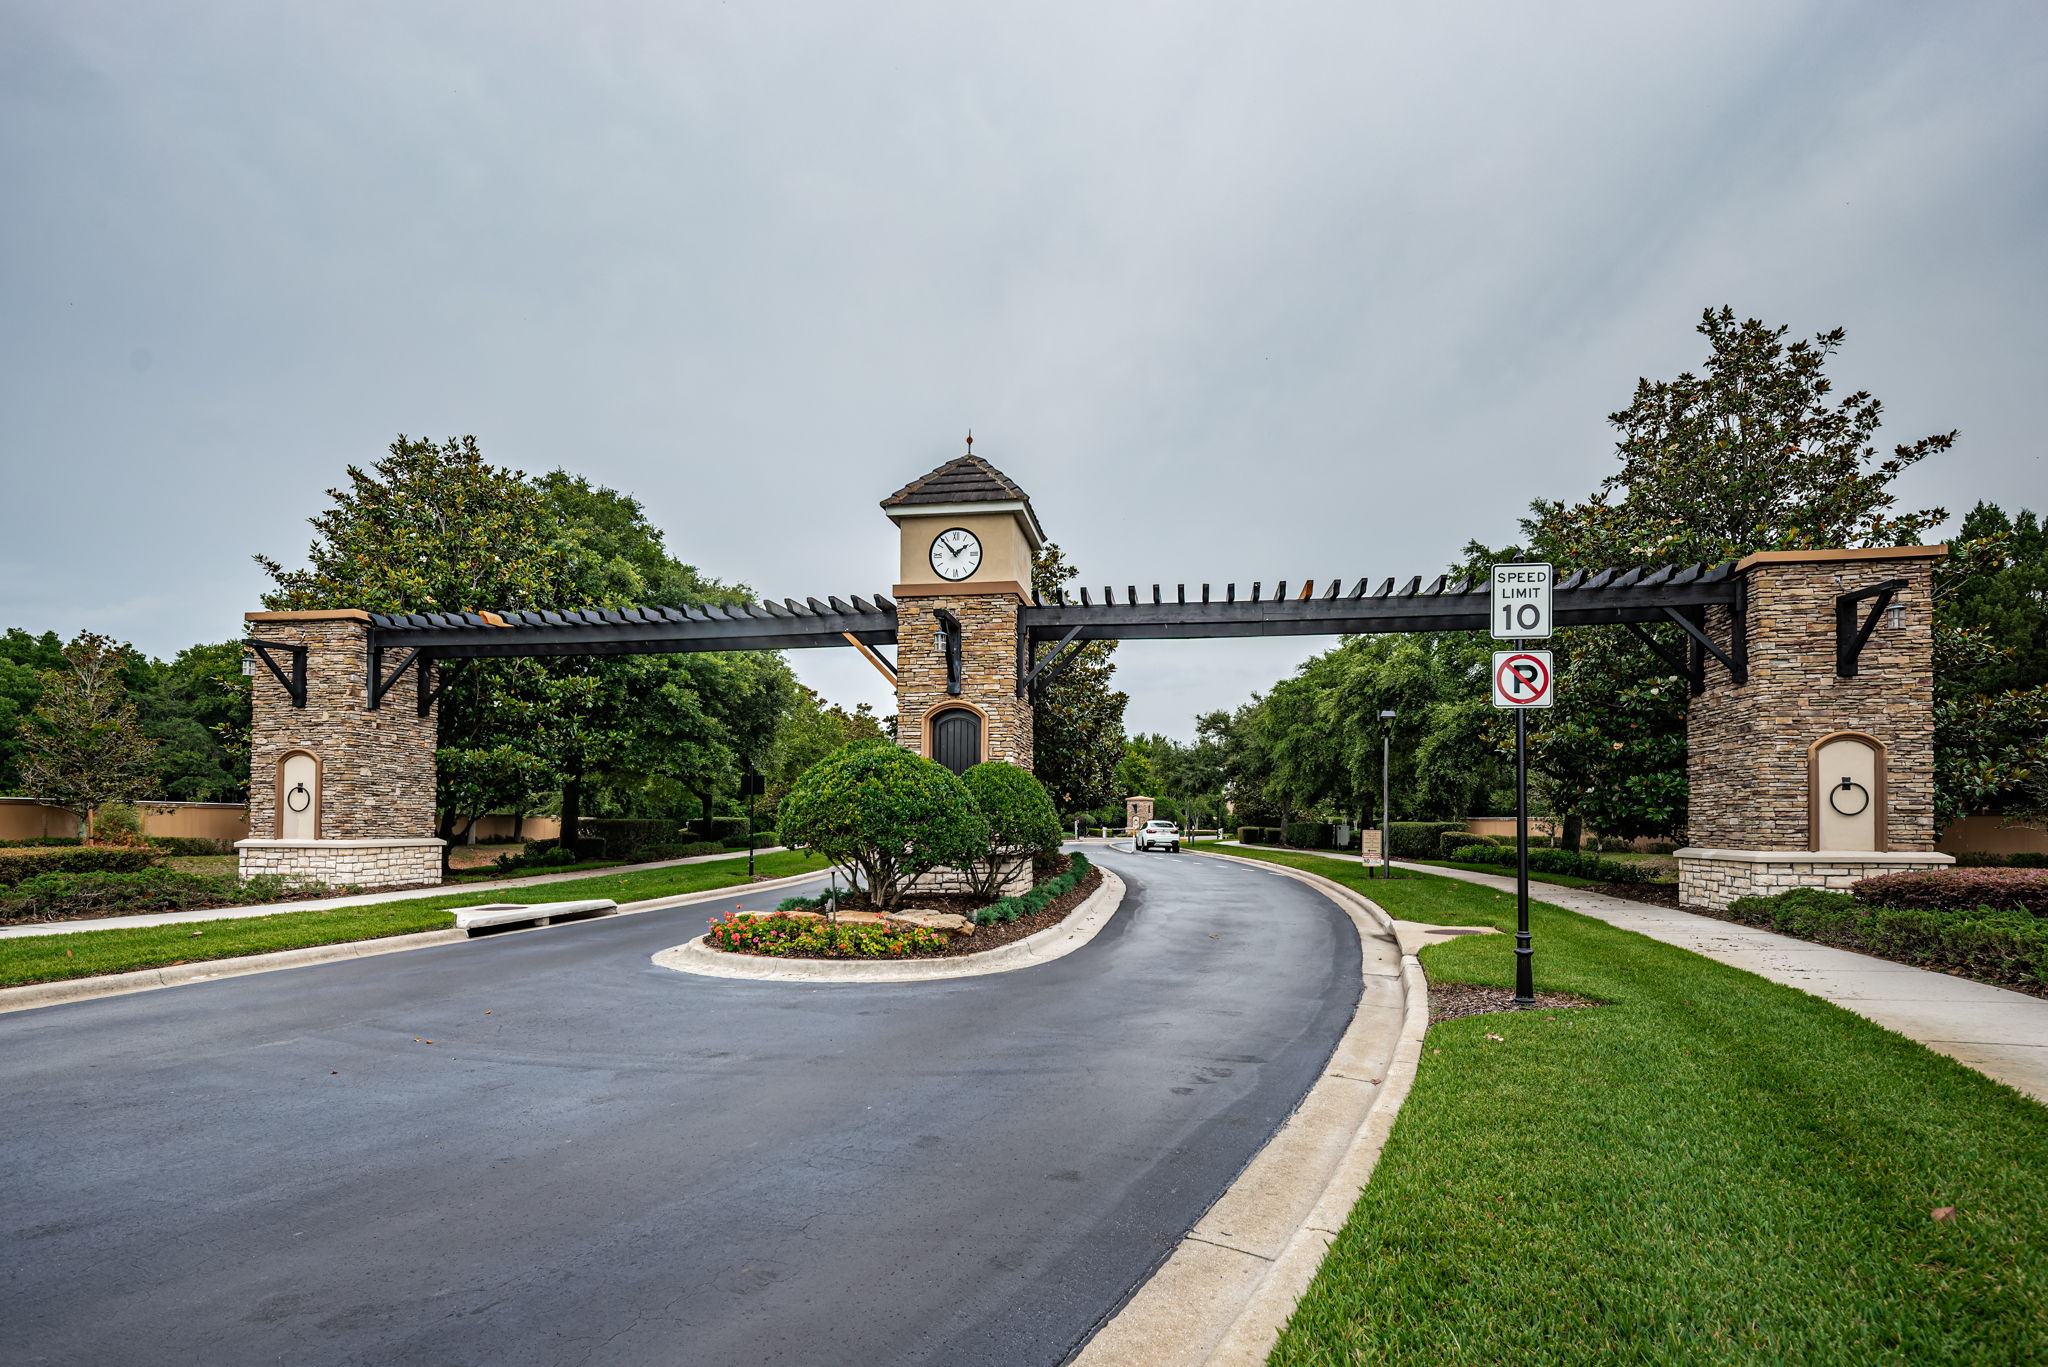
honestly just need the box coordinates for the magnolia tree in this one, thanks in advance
[957,761,1062,897]
[777,741,988,909]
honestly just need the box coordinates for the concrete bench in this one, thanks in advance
[453,900,618,934]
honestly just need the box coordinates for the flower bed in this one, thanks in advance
[707,854,1101,961]
[703,913,951,958]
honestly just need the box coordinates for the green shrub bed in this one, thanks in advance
[0,867,341,925]
[1447,843,1654,884]
[976,851,1093,925]
[1726,887,2048,992]
[0,845,163,882]
[702,909,949,958]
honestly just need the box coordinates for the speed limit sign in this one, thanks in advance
[1492,650,1555,708]
[1491,562,1553,639]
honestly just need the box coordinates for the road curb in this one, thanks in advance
[0,868,828,1016]
[650,866,1127,983]
[1071,849,1429,1367]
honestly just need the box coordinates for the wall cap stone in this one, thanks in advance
[1677,846,1954,865]
[244,609,374,622]
[891,579,1031,601]
[1734,545,1946,571]
[236,838,447,850]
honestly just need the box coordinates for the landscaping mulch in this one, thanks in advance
[926,862,1103,958]
[1428,982,1603,1025]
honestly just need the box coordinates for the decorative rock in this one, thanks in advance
[885,910,973,934]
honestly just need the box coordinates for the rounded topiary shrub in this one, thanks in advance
[777,740,989,909]
[958,762,1062,897]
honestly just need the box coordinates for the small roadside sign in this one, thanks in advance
[1492,650,1555,708]
[1491,562,1554,640]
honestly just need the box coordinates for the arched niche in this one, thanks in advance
[926,705,985,776]
[276,749,321,840]
[1809,732,1886,852]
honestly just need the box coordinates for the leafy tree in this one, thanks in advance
[257,438,802,847]
[258,435,579,614]
[956,761,1062,897]
[1522,307,1950,567]
[130,641,252,802]
[15,633,161,837]
[777,740,989,908]
[1933,517,2048,830]
[0,628,66,793]
[1030,542,1128,813]
[436,744,555,847]
[765,686,886,813]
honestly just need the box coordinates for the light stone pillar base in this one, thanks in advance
[900,855,1035,900]
[236,838,446,890]
[1677,846,1954,910]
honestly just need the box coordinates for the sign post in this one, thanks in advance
[740,770,766,878]
[1492,562,1554,1006]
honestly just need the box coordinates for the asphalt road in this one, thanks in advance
[1,847,1360,1367]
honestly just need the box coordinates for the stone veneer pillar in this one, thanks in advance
[892,590,1034,772]
[1678,547,1952,908]
[236,611,445,889]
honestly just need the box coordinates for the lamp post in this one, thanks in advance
[1378,709,1396,879]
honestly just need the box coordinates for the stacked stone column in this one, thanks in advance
[1678,548,1952,908]
[892,591,1034,770]
[237,611,445,889]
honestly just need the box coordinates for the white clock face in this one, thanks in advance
[930,527,983,581]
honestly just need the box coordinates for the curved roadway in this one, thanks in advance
[0,847,1359,1367]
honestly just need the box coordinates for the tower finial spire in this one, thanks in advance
[965,429,973,453]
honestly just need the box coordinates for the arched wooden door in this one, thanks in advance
[930,708,982,775]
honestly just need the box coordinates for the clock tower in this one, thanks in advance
[881,443,1044,774]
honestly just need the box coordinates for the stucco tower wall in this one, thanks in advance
[893,592,1034,771]
[1686,551,1941,853]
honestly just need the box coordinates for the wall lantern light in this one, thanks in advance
[240,655,257,677]
[1883,605,1906,630]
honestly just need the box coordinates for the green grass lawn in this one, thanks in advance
[0,848,832,989]
[1198,845,2048,1365]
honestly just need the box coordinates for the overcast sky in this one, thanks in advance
[3,1,2042,737]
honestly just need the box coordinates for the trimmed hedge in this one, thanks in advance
[976,852,1093,925]
[577,820,677,859]
[148,836,234,857]
[1951,851,2048,869]
[1387,822,1469,859]
[1852,868,2048,916]
[0,846,162,884]
[0,867,329,922]
[0,836,84,848]
[1727,887,2048,992]
[1447,843,1653,884]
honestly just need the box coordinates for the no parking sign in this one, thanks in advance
[1491,650,1555,708]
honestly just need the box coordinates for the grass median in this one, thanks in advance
[1195,844,2048,1364]
[0,848,832,989]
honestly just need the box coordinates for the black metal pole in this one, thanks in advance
[1514,703,1535,1005]
[1381,729,1392,880]
[747,790,755,879]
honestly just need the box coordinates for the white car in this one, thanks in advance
[1133,819,1181,853]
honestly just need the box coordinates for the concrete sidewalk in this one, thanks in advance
[0,845,793,940]
[1208,843,2048,1106]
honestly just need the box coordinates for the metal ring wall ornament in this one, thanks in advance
[286,782,313,814]
[1829,777,1871,817]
